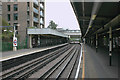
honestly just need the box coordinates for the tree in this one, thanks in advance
[48,20,58,29]
[0,17,13,41]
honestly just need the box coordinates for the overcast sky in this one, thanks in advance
[45,0,80,30]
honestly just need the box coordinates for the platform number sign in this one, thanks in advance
[13,37,17,47]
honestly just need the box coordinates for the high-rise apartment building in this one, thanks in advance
[2,0,45,43]
[0,1,2,16]
[0,1,2,27]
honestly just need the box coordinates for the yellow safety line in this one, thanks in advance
[82,45,85,80]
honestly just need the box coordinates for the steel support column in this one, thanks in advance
[96,34,98,52]
[109,27,112,66]
[90,37,92,46]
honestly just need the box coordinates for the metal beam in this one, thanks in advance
[96,33,98,52]
[79,16,111,21]
[94,14,120,34]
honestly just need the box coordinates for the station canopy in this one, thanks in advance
[27,28,68,38]
[71,1,120,38]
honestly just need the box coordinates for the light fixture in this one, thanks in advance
[89,26,92,28]
[92,15,96,20]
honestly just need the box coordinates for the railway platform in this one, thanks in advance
[1,43,68,62]
[80,44,118,78]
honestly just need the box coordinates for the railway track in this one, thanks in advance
[1,44,81,80]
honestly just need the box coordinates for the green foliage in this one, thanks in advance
[1,18,13,42]
[48,20,58,29]
[2,18,9,26]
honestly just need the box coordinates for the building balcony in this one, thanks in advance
[34,0,38,6]
[40,3,44,9]
[33,8,39,14]
[40,0,44,2]
[40,20,43,24]
[33,17,38,23]
[40,11,44,17]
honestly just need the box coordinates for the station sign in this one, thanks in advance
[13,37,17,47]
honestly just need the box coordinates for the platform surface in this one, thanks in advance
[82,44,118,78]
[1,43,68,61]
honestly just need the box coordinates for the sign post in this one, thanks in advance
[13,24,19,51]
[13,25,17,51]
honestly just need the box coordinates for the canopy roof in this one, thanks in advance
[71,1,120,38]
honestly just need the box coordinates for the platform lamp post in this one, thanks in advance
[13,24,20,51]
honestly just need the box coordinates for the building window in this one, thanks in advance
[14,4,18,11]
[14,13,18,20]
[7,14,10,21]
[27,21,29,27]
[27,2,29,7]
[27,11,29,15]
[14,23,18,30]
[14,23,18,34]
[7,5,10,11]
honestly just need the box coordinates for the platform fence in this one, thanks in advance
[1,38,28,52]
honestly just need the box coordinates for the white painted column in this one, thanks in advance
[109,27,112,66]
[29,34,32,48]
